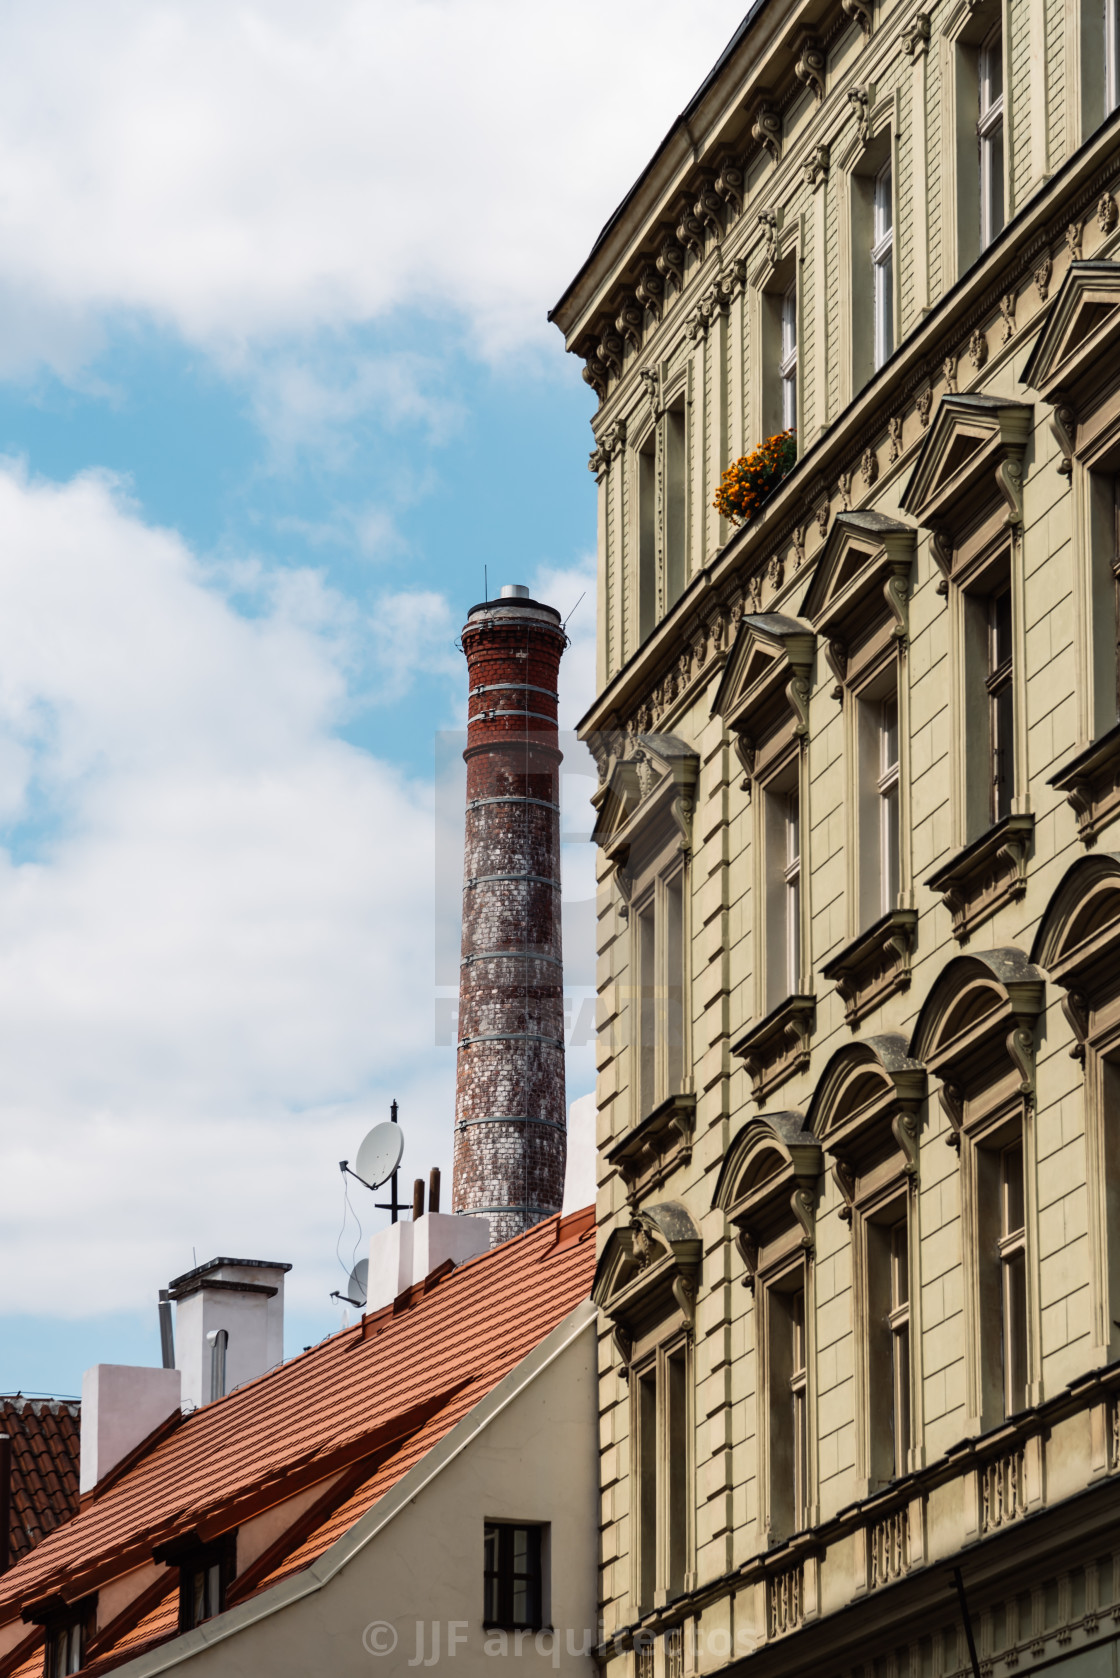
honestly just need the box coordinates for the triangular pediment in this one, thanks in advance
[900,394,1032,532]
[711,611,815,732]
[1022,260,1120,398]
[591,1201,702,1344]
[800,511,916,640]
[590,733,698,861]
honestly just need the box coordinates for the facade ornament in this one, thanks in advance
[638,364,660,415]
[635,264,664,322]
[711,608,728,652]
[848,86,871,144]
[996,451,1025,530]
[582,350,608,399]
[842,0,874,35]
[598,325,624,378]
[917,386,933,427]
[1067,218,1085,260]
[675,193,706,259]
[748,572,764,612]
[767,554,784,591]
[695,171,725,241]
[1099,191,1119,234]
[943,351,958,392]
[794,32,827,101]
[616,295,644,350]
[588,446,606,478]
[1050,403,1076,476]
[901,10,931,54]
[999,291,1016,342]
[860,445,879,487]
[888,415,904,462]
[838,470,853,510]
[751,98,782,163]
[792,523,807,568]
[803,142,830,191]
[968,327,989,370]
[714,151,745,216]
[718,256,748,304]
[832,1158,857,1222]
[693,626,708,669]
[816,501,830,538]
[1061,989,1090,1062]
[758,209,779,263]
[656,233,686,294]
[1035,250,1053,301]
[938,1078,965,1148]
[685,304,706,342]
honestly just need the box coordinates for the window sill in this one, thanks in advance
[605,1092,696,1207]
[925,813,1034,943]
[732,995,815,1103]
[820,908,918,1026]
[1049,719,1120,844]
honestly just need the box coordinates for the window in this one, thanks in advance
[45,1618,85,1678]
[780,285,798,432]
[1113,475,1120,720]
[633,406,688,648]
[634,865,686,1120]
[872,161,894,368]
[888,1218,912,1474]
[999,1138,1028,1415]
[179,1541,232,1632]
[769,1279,809,1534]
[665,402,687,612]
[634,1343,690,1609]
[765,788,802,1010]
[978,25,1005,249]
[858,688,900,923]
[987,586,1014,823]
[1108,0,1120,113]
[484,1523,544,1630]
[638,438,656,644]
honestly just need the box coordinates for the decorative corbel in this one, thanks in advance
[786,668,812,737]
[999,292,1016,342]
[1034,251,1052,302]
[929,527,954,585]
[1061,988,1090,1062]
[995,451,1025,532]
[581,351,608,399]
[943,351,958,393]
[675,193,706,260]
[791,1181,816,1248]
[843,0,874,36]
[670,788,694,853]
[714,151,745,216]
[794,32,827,101]
[638,364,661,416]
[1050,402,1076,476]
[751,98,782,163]
[1006,1022,1036,1108]
[612,1323,633,1378]
[917,387,933,428]
[861,445,879,487]
[616,294,644,350]
[968,327,988,371]
[891,1105,921,1175]
[695,171,725,241]
[732,731,757,794]
[803,143,830,191]
[883,567,911,642]
[889,416,904,462]
[672,1271,698,1330]
[657,234,686,294]
[938,1078,965,1148]
[597,325,624,378]
[901,11,931,54]
[848,86,871,144]
[824,637,847,698]
[635,264,664,323]
[735,1227,761,1291]
[831,1157,857,1222]
[1067,219,1085,261]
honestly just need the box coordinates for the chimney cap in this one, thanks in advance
[167,1256,292,1291]
[500,583,530,598]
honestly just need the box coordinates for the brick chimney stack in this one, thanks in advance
[453,584,567,1247]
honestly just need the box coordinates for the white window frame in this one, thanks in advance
[782,790,802,998]
[1107,0,1120,113]
[779,284,798,432]
[789,1283,809,1529]
[872,160,895,369]
[877,695,901,914]
[887,1216,911,1477]
[998,1137,1028,1416]
[978,24,1005,250]
[633,862,687,1121]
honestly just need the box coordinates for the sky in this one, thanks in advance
[0,0,746,1396]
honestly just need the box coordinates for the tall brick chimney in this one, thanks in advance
[453,584,567,1247]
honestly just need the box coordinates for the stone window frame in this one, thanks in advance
[900,394,1034,942]
[712,612,816,1101]
[712,1114,823,1543]
[910,948,1046,1432]
[629,366,693,647]
[1032,853,1120,1362]
[806,1036,927,1491]
[590,733,699,1134]
[1022,260,1120,841]
[591,1202,701,1613]
[749,216,804,448]
[802,510,919,1023]
[939,0,1013,279]
[835,92,900,409]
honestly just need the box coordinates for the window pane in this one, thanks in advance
[1002,1141,1025,1236]
[893,1320,912,1473]
[1004,1249,1028,1413]
[988,123,1005,239]
[484,1525,500,1624]
[667,1351,688,1596]
[638,903,655,1117]
[639,1372,657,1609]
[665,873,684,1096]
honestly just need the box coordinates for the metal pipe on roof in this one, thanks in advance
[158,1289,175,1370]
[412,1178,425,1221]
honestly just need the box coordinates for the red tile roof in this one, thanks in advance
[0,1207,596,1675]
[0,1398,81,1566]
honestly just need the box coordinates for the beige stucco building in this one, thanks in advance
[550,3,1120,1677]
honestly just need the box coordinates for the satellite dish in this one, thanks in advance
[347,1258,368,1309]
[354,1122,404,1189]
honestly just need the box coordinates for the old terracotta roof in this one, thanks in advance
[0,1398,81,1566]
[0,1207,596,1676]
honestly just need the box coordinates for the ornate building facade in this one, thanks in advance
[551,2,1120,1675]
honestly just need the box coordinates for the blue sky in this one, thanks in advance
[0,0,745,1397]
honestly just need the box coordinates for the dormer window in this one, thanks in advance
[45,1615,86,1678]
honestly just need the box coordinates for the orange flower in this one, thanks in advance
[712,430,797,525]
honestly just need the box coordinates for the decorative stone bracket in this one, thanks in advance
[926,813,1034,943]
[605,1092,697,1208]
[1049,720,1120,845]
[732,994,816,1104]
[821,908,919,1026]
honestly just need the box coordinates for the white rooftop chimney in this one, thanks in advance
[365,1214,488,1314]
[80,1364,181,1494]
[169,1257,290,1409]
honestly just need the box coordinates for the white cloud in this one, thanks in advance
[0,0,745,371]
[0,480,601,1329]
